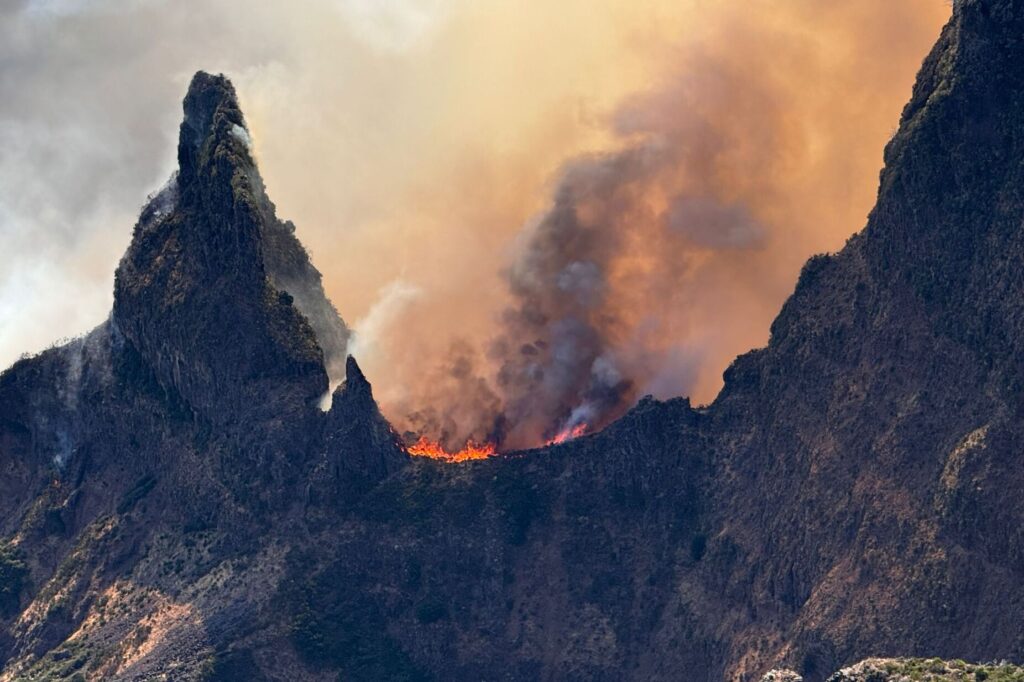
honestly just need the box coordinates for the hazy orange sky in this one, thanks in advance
[0,1,949,442]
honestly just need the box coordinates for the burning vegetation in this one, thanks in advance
[545,423,588,446]
[403,421,591,462]
[405,436,498,462]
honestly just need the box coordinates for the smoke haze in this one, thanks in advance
[0,0,949,448]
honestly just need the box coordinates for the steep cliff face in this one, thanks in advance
[112,72,348,423]
[705,2,1024,675]
[3,1,1024,680]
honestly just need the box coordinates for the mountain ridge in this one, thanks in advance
[4,1,1024,679]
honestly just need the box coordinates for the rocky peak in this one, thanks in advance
[323,356,408,486]
[111,71,349,422]
[177,72,249,191]
[340,355,370,397]
[723,0,1024,408]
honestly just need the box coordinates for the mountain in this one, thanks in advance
[3,1,1024,680]
[0,72,404,681]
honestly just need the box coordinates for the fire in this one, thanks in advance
[406,436,498,462]
[545,422,588,446]
[405,421,589,461]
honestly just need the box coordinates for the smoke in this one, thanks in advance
[667,197,765,250]
[486,41,797,446]
[1,1,949,449]
[47,322,114,469]
[377,1,954,450]
[328,0,450,53]
[415,68,780,447]
[347,280,422,382]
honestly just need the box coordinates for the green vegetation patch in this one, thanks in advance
[18,636,100,681]
[830,658,1024,682]
[0,541,28,617]
[280,553,428,681]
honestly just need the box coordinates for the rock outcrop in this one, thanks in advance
[825,658,1024,681]
[763,659,1024,682]
[113,72,347,424]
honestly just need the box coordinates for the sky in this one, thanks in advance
[0,0,950,446]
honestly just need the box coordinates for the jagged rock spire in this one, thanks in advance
[177,72,248,185]
[112,71,349,422]
[323,355,408,487]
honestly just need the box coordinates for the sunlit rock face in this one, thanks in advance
[5,2,1024,679]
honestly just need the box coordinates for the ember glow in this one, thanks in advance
[405,419,591,462]
[406,420,590,461]
[406,436,498,462]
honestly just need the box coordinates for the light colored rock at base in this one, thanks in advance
[761,670,803,682]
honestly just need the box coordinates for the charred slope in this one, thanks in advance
[4,1,1024,680]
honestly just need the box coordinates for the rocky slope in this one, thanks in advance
[763,659,1024,682]
[3,1,1024,680]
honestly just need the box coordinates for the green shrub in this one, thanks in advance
[282,556,428,681]
[0,542,28,617]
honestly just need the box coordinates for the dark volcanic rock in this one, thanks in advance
[5,1,1024,679]
[113,72,347,424]
[322,357,408,490]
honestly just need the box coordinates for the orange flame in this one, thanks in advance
[406,422,588,461]
[406,436,498,462]
[545,423,588,446]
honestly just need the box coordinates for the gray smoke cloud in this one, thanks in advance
[387,2,951,450]
[1,0,950,453]
[493,117,769,447]
[0,1,264,365]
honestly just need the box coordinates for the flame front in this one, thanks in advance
[406,436,497,462]
[406,421,589,462]
[545,423,588,446]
